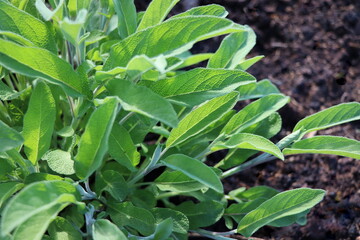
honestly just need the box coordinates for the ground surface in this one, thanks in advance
[136,1,360,239]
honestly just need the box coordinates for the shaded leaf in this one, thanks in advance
[113,0,137,39]
[48,217,82,240]
[22,81,56,164]
[0,120,23,152]
[75,98,118,179]
[151,208,189,234]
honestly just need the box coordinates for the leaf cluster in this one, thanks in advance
[0,0,359,239]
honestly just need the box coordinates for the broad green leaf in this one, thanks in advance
[167,92,239,148]
[0,39,90,97]
[108,201,155,236]
[221,94,289,135]
[95,170,129,202]
[237,79,280,101]
[293,102,360,136]
[236,55,264,71]
[75,98,118,179]
[174,200,224,229]
[42,150,75,175]
[162,154,223,193]
[283,136,360,159]
[155,170,206,192]
[237,188,325,237]
[1,180,80,235]
[151,208,189,234]
[22,81,56,164]
[149,68,255,106]
[113,0,137,39]
[171,4,227,18]
[48,217,83,240]
[0,182,24,208]
[0,120,24,152]
[137,0,180,31]
[0,0,57,52]
[108,123,140,171]
[106,79,178,128]
[12,203,69,240]
[208,28,256,69]
[212,133,284,160]
[104,16,246,69]
[93,219,127,240]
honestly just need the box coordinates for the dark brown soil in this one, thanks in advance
[135,1,360,239]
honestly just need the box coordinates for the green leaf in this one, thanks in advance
[221,94,289,135]
[95,170,129,202]
[113,0,137,39]
[42,150,75,175]
[237,79,280,101]
[172,53,213,70]
[234,186,279,201]
[59,9,87,46]
[151,208,189,234]
[129,189,156,209]
[137,0,180,31]
[108,201,155,236]
[171,4,227,18]
[167,92,239,148]
[48,217,83,240]
[12,203,69,240]
[0,39,90,97]
[174,200,224,229]
[236,55,264,71]
[155,170,206,192]
[152,218,173,240]
[93,219,127,240]
[283,136,360,159]
[0,182,24,208]
[149,68,255,106]
[212,133,284,160]
[24,173,63,184]
[106,79,178,128]
[22,81,56,164]
[267,209,310,227]
[0,0,57,52]
[104,16,247,69]
[1,180,80,235]
[0,120,24,152]
[293,102,360,136]
[237,188,325,237]
[208,28,256,69]
[162,154,223,193]
[35,0,64,21]
[75,98,118,179]
[0,81,26,101]
[108,123,140,171]
[225,198,268,223]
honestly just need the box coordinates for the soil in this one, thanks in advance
[135,1,360,239]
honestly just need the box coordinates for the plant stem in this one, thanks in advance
[156,191,181,199]
[119,112,135,125]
